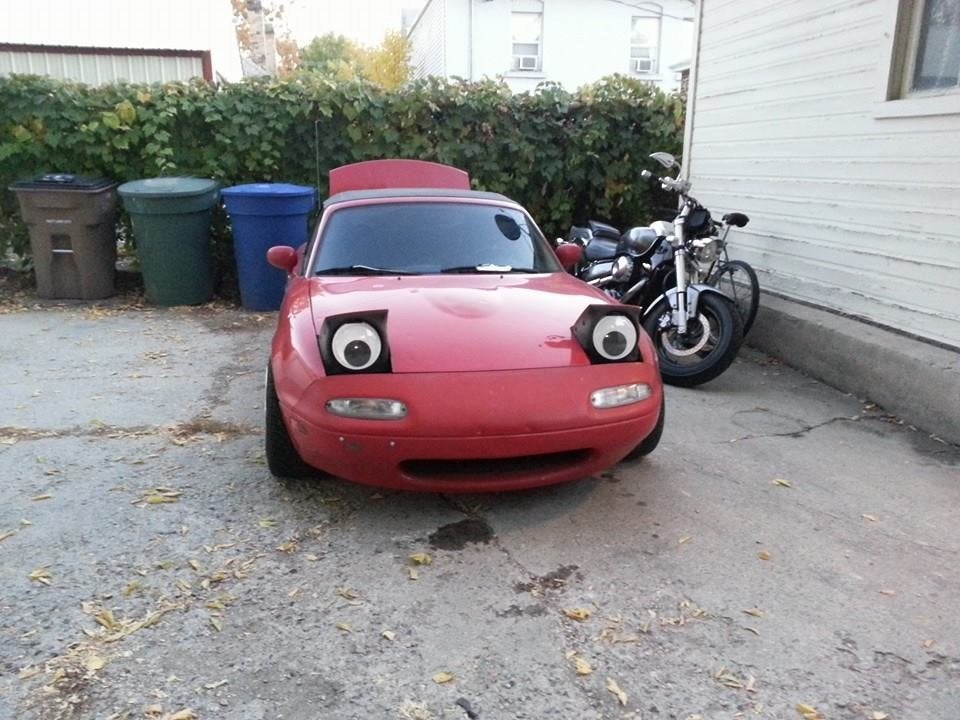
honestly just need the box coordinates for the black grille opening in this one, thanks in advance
[400,449,591,479]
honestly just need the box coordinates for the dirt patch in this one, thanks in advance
[428,518,494,550]
[513,564,581,594]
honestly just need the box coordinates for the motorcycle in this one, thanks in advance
[568,152,749,387]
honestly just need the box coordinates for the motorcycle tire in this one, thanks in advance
[709,260,760,336]
[642,292,744,388]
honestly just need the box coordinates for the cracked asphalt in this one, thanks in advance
[1,303,958,720]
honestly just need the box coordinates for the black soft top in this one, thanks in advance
[324,187,516,208]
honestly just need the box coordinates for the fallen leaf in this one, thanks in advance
[861,513,879,522]
[382,630,396,641]
[18,665,42,680]
[20,518,32,526]
[28,567,52,585]
[288,587,301,598]
[209,616,223,632]
[923,639,936,649]
[715,667,744,689]
[870,713,889,720]
[563,607,592,621]
[335,586,360,601]
[30,494,53,501]
[144,704,163,717]
[144,494,177,505]
[335,622,352,632]
[276,541,298,553]
[571,655,593,676]
[432,671,454,684]
[257,518,277,528]
[879,589,896,596]
[606,677,627,706]
[772,478,792,488]
[169,711,197,720]
[678,535,692,545]
[757,551,772,561]
[742,608,764,617]
[188,560,202,572]
[85,655,106,672]
[743,626,760,636]
[409,552,433,565]
[304,553,319,561]
[204,679,228,690]
[407,567,419,580]
[0,530,15,543]
[795,703,822,720]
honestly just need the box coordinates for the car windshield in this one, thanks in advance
[312,202,561,275]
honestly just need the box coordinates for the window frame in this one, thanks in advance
[510,11,544,73]
[629,15,662,76]
[875,0,960,118]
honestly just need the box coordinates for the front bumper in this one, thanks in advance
[279,364,662,492]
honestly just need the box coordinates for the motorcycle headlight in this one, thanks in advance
[571,305,643,364]
[693,238,718,264]
[611,255,633,281]
[318,311,391,375]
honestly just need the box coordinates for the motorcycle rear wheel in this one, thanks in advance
[709,260,759,335]
[642,293,744,387]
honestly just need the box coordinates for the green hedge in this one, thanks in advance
[0,73,683,272]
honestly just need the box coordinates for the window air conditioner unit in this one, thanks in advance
[633,57,653,73]
[518,55,539,70]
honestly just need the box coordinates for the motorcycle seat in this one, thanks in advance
[588,219,621,240]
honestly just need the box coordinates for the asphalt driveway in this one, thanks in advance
[1,302,958,720]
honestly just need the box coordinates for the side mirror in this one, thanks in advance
[555,243,582,271]
[267,245,298,273]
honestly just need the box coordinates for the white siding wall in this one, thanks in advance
[409,0,447,80]
[409,0,693,93]
[686,0,960,348]
[0,50,203,84]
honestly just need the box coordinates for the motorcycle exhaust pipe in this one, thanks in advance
[620,278,648,304]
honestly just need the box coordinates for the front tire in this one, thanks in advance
[265,364,313,478]
[642,292,744,387]
[623,399,664,461]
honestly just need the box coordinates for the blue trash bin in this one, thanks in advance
[222,183,317,311]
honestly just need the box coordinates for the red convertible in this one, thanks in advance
[264,160,664,492]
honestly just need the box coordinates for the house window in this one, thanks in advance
[511,12,542,72]
[907,0,960,93]
[630,16,660,74]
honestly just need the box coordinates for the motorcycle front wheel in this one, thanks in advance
[642,292,744,387]
[709,260,760,335]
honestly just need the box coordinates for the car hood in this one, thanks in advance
[308,273,611,372]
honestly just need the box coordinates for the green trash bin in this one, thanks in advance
[118,177,219,306]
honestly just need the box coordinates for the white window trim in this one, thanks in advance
[630,15,662,76]
[875,0,960,118]
[511,11,543,73]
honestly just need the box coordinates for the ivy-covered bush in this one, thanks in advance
[0,73,683,272]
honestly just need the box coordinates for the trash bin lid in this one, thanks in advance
[10,173,115,192]
[118,177,219,199]
[222,183,315,198]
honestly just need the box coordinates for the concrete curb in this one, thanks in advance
[747,293,960,446]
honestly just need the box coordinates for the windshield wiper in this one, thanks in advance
[315,264,417,276]
[439,264,538,274]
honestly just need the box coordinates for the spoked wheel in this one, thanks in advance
[709,260,759,335]
[642,292,744,387]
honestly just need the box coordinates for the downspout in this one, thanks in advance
[468,0,474,80]
[681,0,703,181]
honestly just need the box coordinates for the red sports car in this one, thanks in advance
[264,160,664,492]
